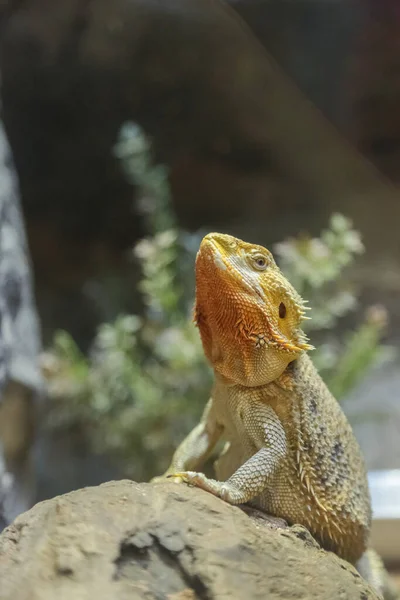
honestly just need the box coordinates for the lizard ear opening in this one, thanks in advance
[279,302,286,319]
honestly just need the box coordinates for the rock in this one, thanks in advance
[0,479,379,600]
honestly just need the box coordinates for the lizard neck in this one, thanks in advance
[212,352,310,389]
[213,353,324,421]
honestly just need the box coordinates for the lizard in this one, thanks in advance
[154,232,399,600]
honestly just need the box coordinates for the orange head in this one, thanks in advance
[194,233,313,386]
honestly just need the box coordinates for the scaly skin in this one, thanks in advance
[156,232,397,598]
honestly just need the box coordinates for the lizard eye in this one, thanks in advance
[252,254,268,270]
[279,302,287,319]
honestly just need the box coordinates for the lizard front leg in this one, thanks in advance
[152,398,222,482]
[170,402,287,505]
[171,446,282,503]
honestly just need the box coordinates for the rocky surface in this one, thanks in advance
[0,479,379,600]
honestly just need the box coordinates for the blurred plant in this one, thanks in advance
[274,213,364,331]
[273,215,395,396]
[43,124,209,481]
[42,123,394,481]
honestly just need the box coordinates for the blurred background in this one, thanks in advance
[0,0,399,574]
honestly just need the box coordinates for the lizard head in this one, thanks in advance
[194,232,313,386]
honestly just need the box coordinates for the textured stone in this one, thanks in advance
[0,479,379,600]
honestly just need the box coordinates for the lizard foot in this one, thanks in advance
[167,471,217,492]
[151,474,183,484]
[167,471,242,504]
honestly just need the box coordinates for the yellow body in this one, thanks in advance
[157,233,396,597]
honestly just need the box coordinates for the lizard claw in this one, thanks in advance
[167,471,227,499]
[164,476,184,484]
[167,471,208,487]
[167,471,246,505]
[166,471,194,484]
[151,473,184,484]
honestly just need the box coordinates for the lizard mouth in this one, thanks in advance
[198,235,266,299]
[197,233,234,258]
[197,234,268,306]
[197,233,242,272]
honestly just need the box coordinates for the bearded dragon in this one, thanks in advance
[155,232,398,599]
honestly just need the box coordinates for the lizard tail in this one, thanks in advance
[357,548,400,600]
